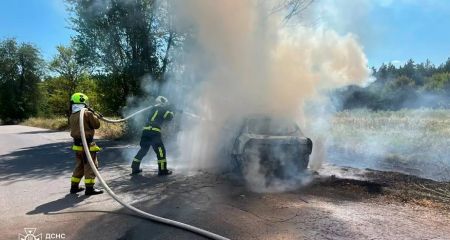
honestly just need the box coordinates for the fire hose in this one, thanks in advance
[87,106,153,123]
[87,106,205,123]
[79,107,229,240]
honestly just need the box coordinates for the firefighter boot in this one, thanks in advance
[131,159,143,174]
[158,169,173,176]
[158,160,172,176]
[85,186,104,195]
[70,184,85,194]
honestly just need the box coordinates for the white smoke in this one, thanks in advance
[165,0,371,191]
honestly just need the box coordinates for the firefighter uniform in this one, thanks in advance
[132,104,174,175]
[70,141,101,190]
[69,93,103,195]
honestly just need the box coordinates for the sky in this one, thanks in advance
[0,0,449,68]
[316,0,450,67]
[0,0,72,61]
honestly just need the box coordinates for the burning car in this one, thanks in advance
[231,116,313,180]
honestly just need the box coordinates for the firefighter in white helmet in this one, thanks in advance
[131,96,174,175]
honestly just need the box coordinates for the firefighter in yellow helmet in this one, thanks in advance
[69,93,103,195]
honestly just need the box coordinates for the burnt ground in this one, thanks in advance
[310,165,450,210]
[365,170,450,210]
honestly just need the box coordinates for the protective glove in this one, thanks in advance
[87,107,104,118]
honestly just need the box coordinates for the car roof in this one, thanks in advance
[242,115,305,136]
[244,115,296,123]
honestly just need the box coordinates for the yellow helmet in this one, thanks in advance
[70,92,88,104]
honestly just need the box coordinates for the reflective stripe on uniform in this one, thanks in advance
[72,145,82,151]
[163,111,173,119]
[71,177,81,183]
[158,147,164,158]
[142,126,161,132]
[133,158,141,163]
[72,145,102,152]
[150,110,159,122]
[158,159,166,170]
[158,159,166,163]
[85,178,95,184]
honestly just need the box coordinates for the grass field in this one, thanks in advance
[329,109,450,181]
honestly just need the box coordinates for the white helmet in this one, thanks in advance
[155,96,169,105]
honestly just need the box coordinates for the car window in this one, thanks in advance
[247,117,299,136]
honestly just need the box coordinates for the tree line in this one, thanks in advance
[335,58,450,110]
[3,41,450,123]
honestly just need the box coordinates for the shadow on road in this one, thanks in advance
[18,130,64,134]
[26,194,141,220]
[0,140,132,184]
[27,194,89,215]
[45,209,139,219]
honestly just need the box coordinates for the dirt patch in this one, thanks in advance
[302,167,450,211]
[318,176,384,194]
[365,170,450,210]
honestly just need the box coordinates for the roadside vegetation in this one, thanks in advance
[327,109,450,208]
[330,109,450,181]
[335,59,450,110]
[22,117,125,140]
[22,117,68,131]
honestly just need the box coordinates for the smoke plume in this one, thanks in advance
[165,0,370,190]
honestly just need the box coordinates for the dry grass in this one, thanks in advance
[21,117,125,140]
[329,109,450,181]
[22,117,69,131]
[96,121,126,140]
[378,172,450,210]
[333,109,450,135]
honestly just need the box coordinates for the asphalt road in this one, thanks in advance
[1,125,450,240]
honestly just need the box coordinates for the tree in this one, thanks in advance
[67,0,182,113]
[272,0,314,20]
[49,45,90,97]
[0,39,43,123]
[423,72,450,92]
[416,59,435,78]
[438,58,450,73]
[386,75,415,91]
[42,76,74,117]
[42,73,103,117]
[47,44,92,117]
